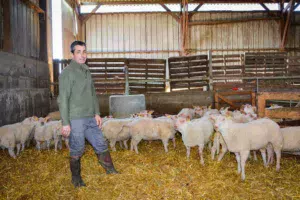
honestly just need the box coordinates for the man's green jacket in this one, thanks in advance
[58,59,100,126]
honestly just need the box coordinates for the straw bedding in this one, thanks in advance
[1,134,300,200]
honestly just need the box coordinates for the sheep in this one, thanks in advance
[34,121,63,151]
[0,126,17,158]
[211,115,283,180]
[177,108,195,119]
[101,118,134,151]
[281,126,300,151]
[175,116,214,165]
[267,126,300,165]
[127,118,176,154]
[0,121,35,158]
[211,109,259,162]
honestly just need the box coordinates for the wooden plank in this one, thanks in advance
[128,69,165,73]
[127,58,166,64]
[88,64,125,68]
[168,55,207,62]
[189,17,280,26]
[169,68,208,73]
[280,0,295,49]
[129,74,165,78]
[169,61,208,68]
[265,108,300,120]
[91,74,125,78]
[127,65,165,69]
[3,0,12,51]
[89,68,124,73]
[87,58,126,62]
[19,0,44,13]
[81,4,101,24]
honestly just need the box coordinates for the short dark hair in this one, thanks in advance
[70,41,86,54]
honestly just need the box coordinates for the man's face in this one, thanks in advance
[72,45,87,64]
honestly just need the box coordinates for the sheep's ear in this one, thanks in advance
[148,110,154,114]
[253,107,257,112]
[32,116,38,121]
[44,116,50,123]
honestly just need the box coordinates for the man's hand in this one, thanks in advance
[95,114,102,128]
[62,125,71,137]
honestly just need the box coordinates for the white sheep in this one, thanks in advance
[34,121,63,151]
[268,126,300,164]
[0,121,35,158]
[0,126,17,158]
[211,115,283,180]
[177,108,195,119]
[175,116,214,165]
[127,118,176,154]
[102,118,134,151]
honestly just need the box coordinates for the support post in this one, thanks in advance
[208,50,213,92]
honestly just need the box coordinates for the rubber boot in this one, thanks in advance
[97,150,119,174]
[70,157,86,188]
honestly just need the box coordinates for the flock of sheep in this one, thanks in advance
[1,105,299,180]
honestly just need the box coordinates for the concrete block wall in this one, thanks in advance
[0,52,50,126]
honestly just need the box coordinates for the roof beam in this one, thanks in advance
[81,4,101,24]
[260,3,270,11]
[159,4,180,22]
[188,3,203,19]
[80,1,293,5]
[189,16,280,26]
[19,0,44,13]
[280,0,295,50]
[282,0,293,13]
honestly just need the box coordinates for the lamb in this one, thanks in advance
[101,118,134,151]
[175,116,214,165]
[211,115,283,180]
[0,122,36,158]
[177,108,195,119]
[0,126,17,158]
[127,118,176,154]
[211,110,258,161]
[34,120,63,151]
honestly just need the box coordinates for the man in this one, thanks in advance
[58,41,118,188]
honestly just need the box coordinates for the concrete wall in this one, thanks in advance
[0,52,50,126]
[98,91,213,116]
[49,90,213,117]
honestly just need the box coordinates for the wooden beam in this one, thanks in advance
[19,0,45,13]
[81,4,101,24]
[189,17,280,26]
[280,0,295,50]
[81,1,293,5]
[260,3,270,11]
[159,4,180,22]
[188,3,203,19]
[282,0,293,13]
[3,0,12,52]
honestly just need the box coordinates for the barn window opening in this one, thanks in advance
[52,0,63,59]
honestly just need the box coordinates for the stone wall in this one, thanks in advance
[0,52,49,126]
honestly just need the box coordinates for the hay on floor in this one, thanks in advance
[1,135,300,199]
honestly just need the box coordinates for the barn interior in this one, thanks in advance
[0,0,300,199]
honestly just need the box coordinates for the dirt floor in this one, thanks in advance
[1,134,300,200]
